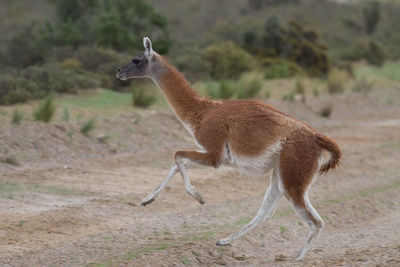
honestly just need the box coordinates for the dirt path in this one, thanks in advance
[1,98,400,266]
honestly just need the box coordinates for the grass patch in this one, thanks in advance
[279,225,287,234]
[0,180,90,199]
[33,94,56,122]
[234,217,251,225]
[80,118,96,136]
[60,90,131,110]
[179,256,191,266]
[11,108,23,125]
[355,62,400,83]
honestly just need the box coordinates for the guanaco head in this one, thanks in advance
[116,37,158,80]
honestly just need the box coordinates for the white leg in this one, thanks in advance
[176,159,204,204]
[141,164,179,206]
[293,193,324,260]
[216,171,282,245]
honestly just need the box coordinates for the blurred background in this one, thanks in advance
[1,0,400,266]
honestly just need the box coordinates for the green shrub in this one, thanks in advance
[11,109,24,125]
[260,19,330,76]
[366,41,386,66]
[132,87,157,108]
[294,78,306,95]
[236,72,263,99]
[80,118,96,136]
[33,94,56,122]
[263,59,302,79]
[327,69,348,94]
[202,41,256,79]
[205,80,236,99]
[341,39,386,66]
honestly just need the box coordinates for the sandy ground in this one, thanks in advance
[1,93,400,266]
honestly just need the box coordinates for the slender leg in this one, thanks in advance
[291,192,324,260]
[216,171,282,245]
[176,158,205,204]
[141,164,179,206]
[174,150,220,205]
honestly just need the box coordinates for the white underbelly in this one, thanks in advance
[222,141,282,175]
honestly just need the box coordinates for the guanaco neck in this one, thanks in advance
[151,55,209,124]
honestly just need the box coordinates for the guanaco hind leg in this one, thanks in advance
[216,170,282,245]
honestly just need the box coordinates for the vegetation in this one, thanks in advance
[11,108,24,125]
[33,94,56,122]
[80,118,96,136]
[132,86,157,108]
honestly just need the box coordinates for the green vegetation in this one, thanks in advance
[11,108,24,125]
[80,118,96,136]
[0,180,89,199]
[327,69,348,94]
[202,41,256,79]
[132,86,157,108]
[33,94,56,122]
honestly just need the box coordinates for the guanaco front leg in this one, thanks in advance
[175,150,220,205]
[141,164,179,206]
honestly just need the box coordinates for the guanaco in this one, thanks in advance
[116,37,341,260]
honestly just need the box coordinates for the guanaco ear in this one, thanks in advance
[143,37,154,58]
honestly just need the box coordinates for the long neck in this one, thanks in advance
[151,57,205,122]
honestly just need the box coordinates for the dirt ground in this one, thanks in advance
[1,92,400,266]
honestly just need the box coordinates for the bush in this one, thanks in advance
[263,58,302,79]
[11,109,24,125]
[341,39,386,66]
[327,69,348,94]
[132,86,157,108]
[294,78,306,95]
[205,80,236,99]
[202,41,256,79]
[366,41,386,66]
[33,94,56,122]
[260,19,330,76]
[236,72,263,99]
[80,118,96,136]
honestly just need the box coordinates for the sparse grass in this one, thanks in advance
[80,118,96,136]
[179,256,191,266]
[282,90,296,102]
[352,77,375,94]
[355,62,400,84]
[0,180,90,199]
[279,225,287,234]
[234,217,251,225]
[60,90,132,110]
[17,220,25,227]
[11,108,23,125]
[33,94,56,122]
[61,107,70,122]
